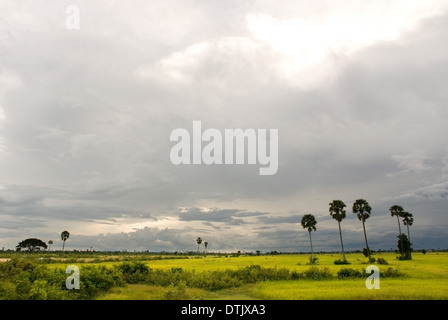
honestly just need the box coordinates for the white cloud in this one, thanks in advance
[245,0,448,87]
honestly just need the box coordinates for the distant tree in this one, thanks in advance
[301,214,317,260]
[48,240,54,251]
[402,212,414,243]
[16,238,47,252]
[196,237,202,253]
[390,205,405,256]
[204,241,208,253]
[329,200,347,261]
[353,199,372,261]
[61,231,70,251]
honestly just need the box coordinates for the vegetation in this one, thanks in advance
[300,214,317,261]
[353,199,373,262]
[0,252,447,300]
[16,238,48,252]
[196,237,202,253]
[390,205,406,257]
[61,231,70,252]
[402,212,414,242]
[397,234,412,260]
[329,200,347,262]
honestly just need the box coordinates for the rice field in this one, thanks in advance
[96,251,448,300]
[1,251,447,300]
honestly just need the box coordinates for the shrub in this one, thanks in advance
[334,259,351,265]
[78,265,125,299]
[303,266,332,280]
[376,257,388,265]
[0,259,72,300]
[337,268,363,279]
[306,256,318,265]
[397,234,412,260]
[381,267,406,278]
[116,261,150,284]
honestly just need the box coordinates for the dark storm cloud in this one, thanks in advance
[178,207,267,225]
[1,1,448,251]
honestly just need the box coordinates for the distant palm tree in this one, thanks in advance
[61,231,70,251]
[48,240,54,251]
[301,214,317,260]
[390,205,405,256]
[204,241,208,253]
[353,199,372,261]
[329,200,347,261]
[196,237,202,253]
[402,212,414,243]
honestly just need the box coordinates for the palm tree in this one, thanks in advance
[61,231,70,251]
[329,200,347,261]
[402,212,414,243]
[301,214,317,260]
[352,199,372,261]
[48,240,54,251]
[390,205,405,256]
[204,241,208,253]
[196,237,202,253]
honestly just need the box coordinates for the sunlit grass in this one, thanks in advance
[251,278,448,300]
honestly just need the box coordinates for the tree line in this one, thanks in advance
[301,199,414,263]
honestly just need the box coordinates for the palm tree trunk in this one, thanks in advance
[62,241,65,251]
[308,230,314,260]
[362,220,371,261]
[338,220,346,261]
[397,215,403,256]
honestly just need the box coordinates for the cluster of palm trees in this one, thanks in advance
[47,230,70,251]
[301,199,415,261]
[196,237,208,253]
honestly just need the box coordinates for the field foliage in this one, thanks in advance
[0,251,446,300]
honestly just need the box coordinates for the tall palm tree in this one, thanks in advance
[329,200,347,261]
[301,214,317,260]
[61,231,70,251]
[402,212,414,243]
[196,237,202,253]
[204,241,208,253]
[390,205,405,256]
[352,199,372,261]
[48,240,53,251]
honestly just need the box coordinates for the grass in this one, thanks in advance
[97,252,448,300]
[2,251,447,300]
[251,278,448,300]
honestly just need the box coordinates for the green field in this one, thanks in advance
[1,252,447,300]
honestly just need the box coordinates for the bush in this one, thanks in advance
[303,266,332,280]
[381,267,406,278]
[116,261,150,284]
[337,268,363,279]
[397,234,412,260]
[334,259,351,265]
[376,257,388,265]
[0,259,72,300]
[78,265,126,299]
[306,256,318,265]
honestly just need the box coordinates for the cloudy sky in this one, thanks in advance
[1,0,447,252]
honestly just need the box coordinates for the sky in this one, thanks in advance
[0,0,447,252]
